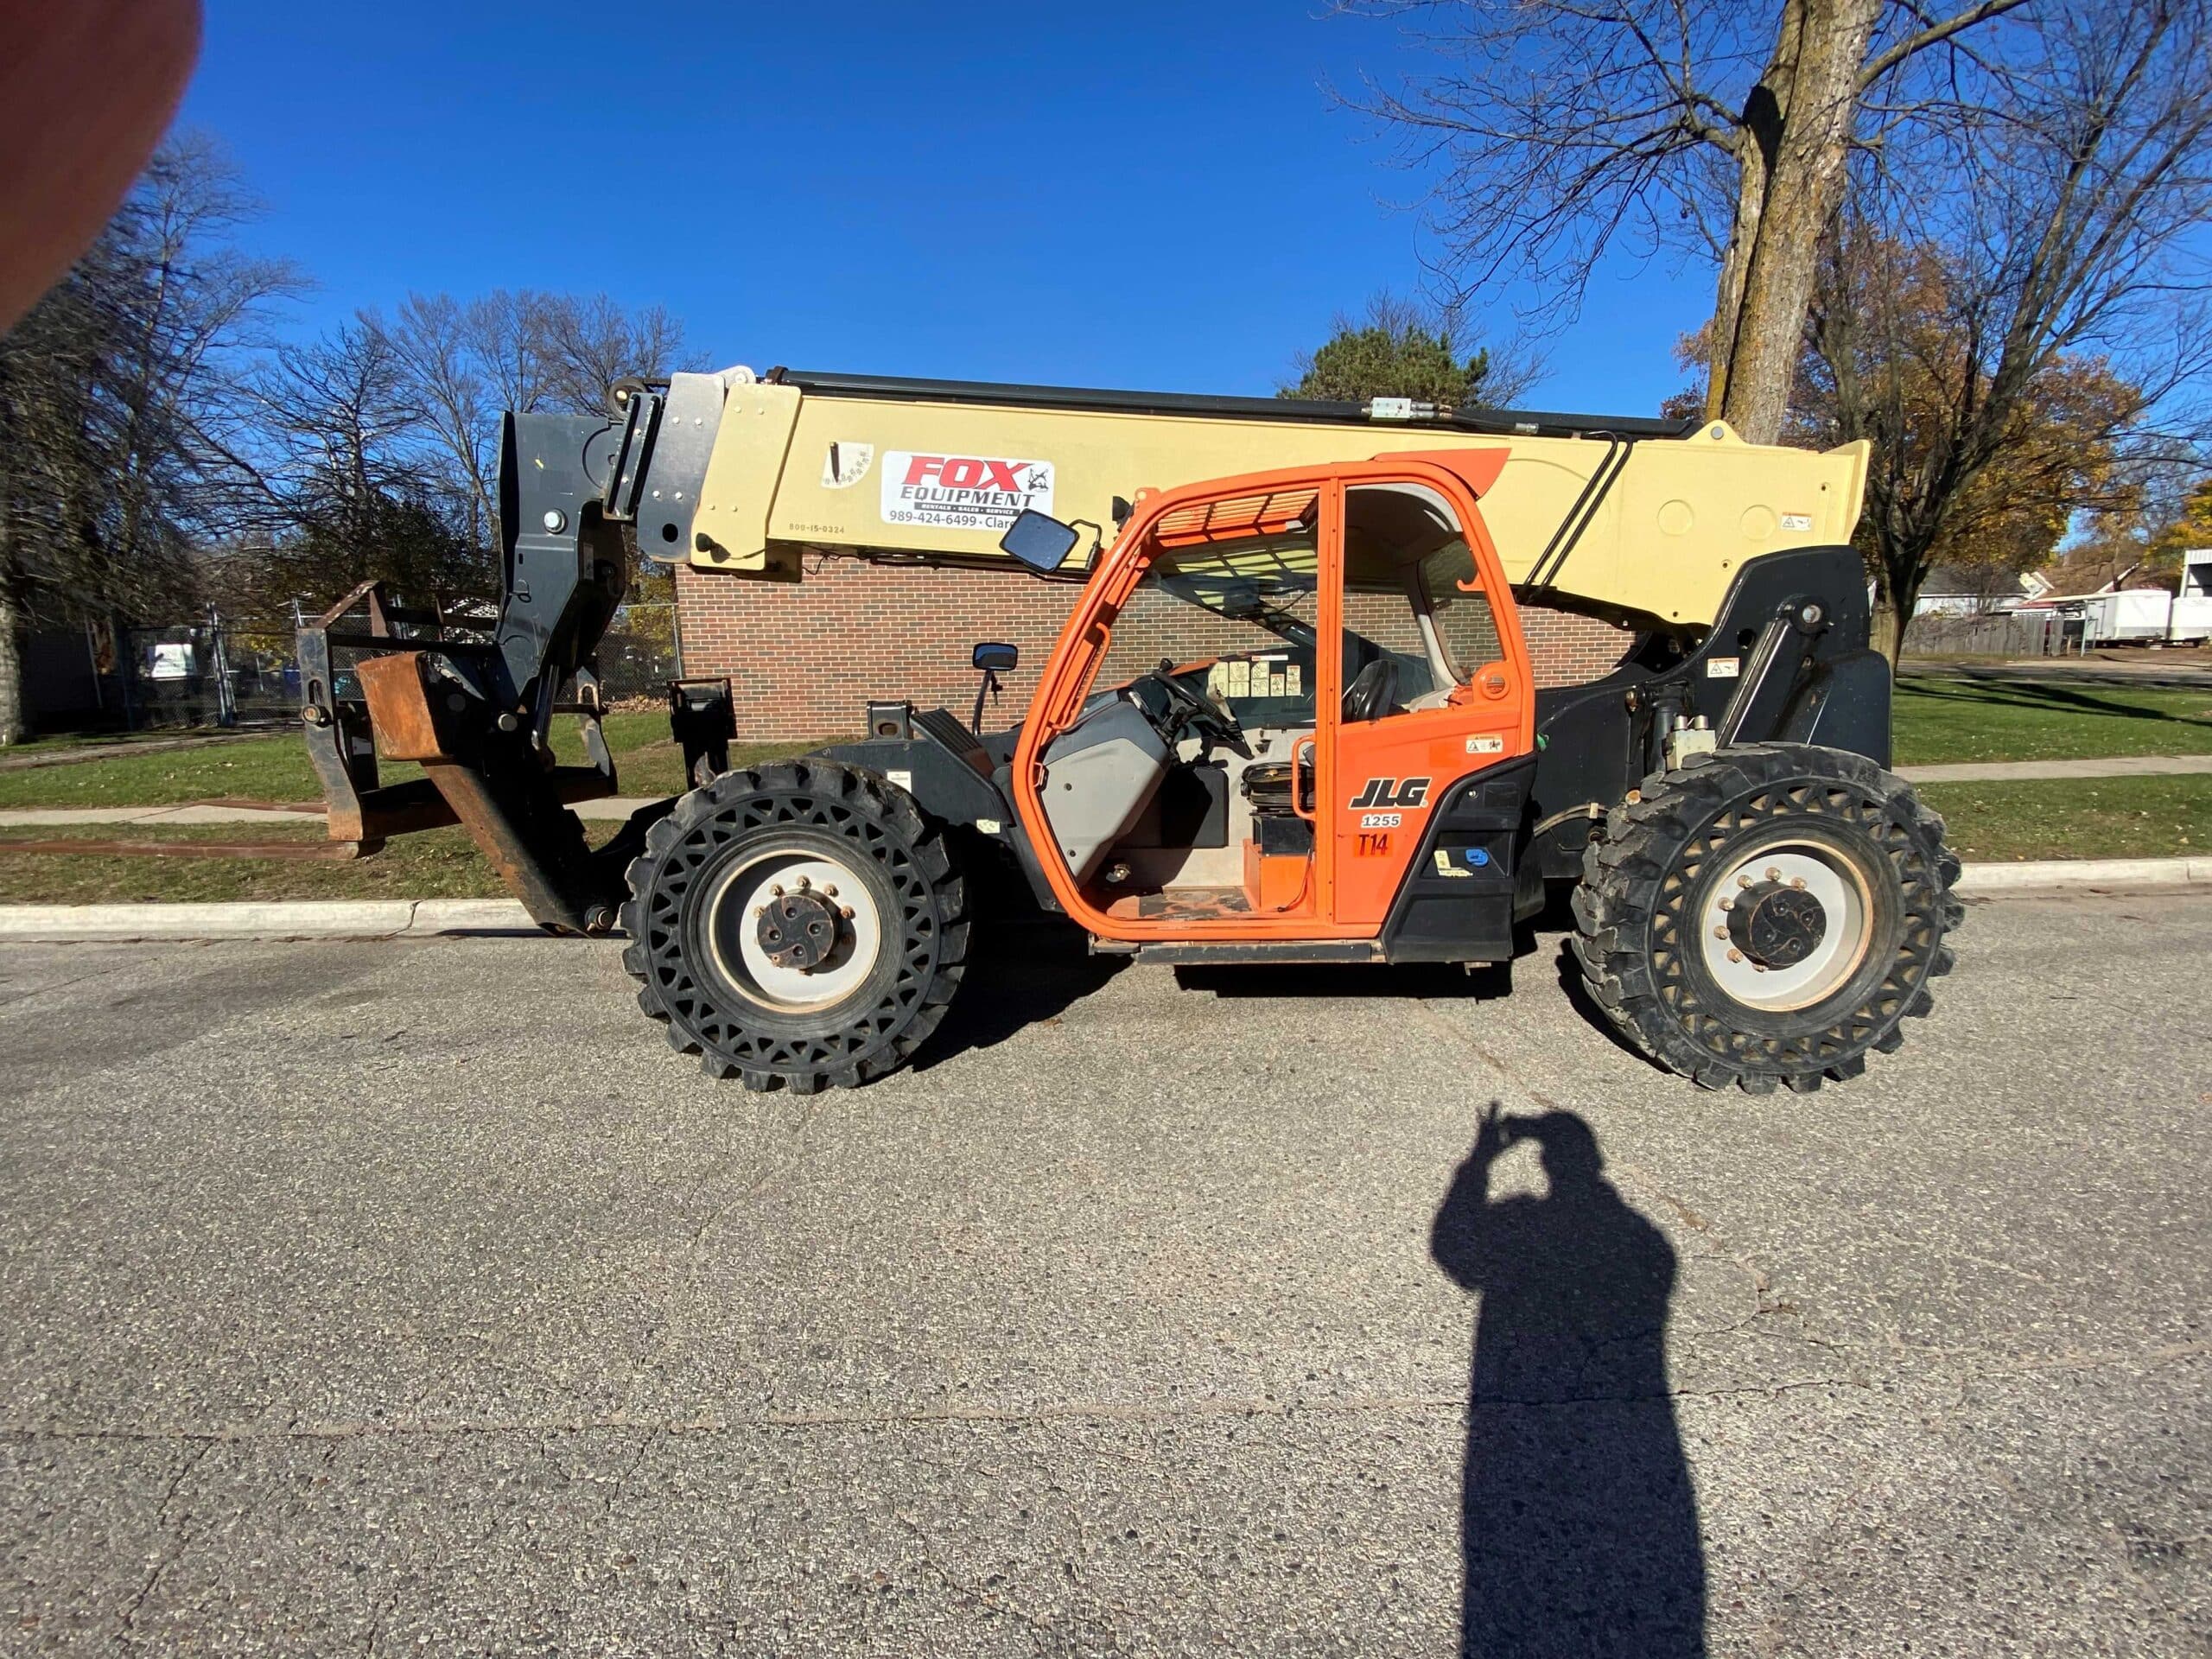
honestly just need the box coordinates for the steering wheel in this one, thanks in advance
[1131,670,1253,760]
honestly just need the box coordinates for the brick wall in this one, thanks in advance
[675,559,1632,741]
[1523,607,1638,686]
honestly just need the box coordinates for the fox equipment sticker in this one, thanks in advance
[882,452,1054,532]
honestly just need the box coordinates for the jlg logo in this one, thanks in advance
[1349,776,1431,810]
[901,455,1036,493]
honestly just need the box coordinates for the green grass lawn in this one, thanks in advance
[0,713,818,810]
[0,730,325,807]
[1917,774,2211,861]
[1891,677,2212,766]
[9,772,2202,903]
[0,724,823,903]
[0,823,512,903]
[4,675,2211,901]
[0,728,253,755]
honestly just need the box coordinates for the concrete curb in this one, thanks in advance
[0,858,2207,941]
[0,898,537,942]
[1952,855,2212,893]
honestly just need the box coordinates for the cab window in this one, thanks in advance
[1340,482,1502,719]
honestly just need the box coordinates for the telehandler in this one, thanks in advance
[298,367,1961,1095]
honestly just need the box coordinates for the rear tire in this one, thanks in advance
[619,760,967,1092]
[1570,743,1962,1093]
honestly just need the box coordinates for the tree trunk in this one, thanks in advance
[1876,552,1936,667]
[1872,594,1906,665]
[0,577,28,746]
[1706,0,1884,445]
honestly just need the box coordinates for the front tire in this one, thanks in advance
[619,760,968,1092]
[1570,743,1962,1093]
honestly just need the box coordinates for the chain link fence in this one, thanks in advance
[590,603,681,702]
[118,622,299,729]
[79,600,683,732]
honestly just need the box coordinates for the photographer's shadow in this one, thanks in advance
[1431,1108,1706,1657]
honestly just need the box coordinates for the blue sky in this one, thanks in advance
[178,0,1713,412]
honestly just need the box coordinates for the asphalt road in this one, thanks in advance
[0,891,2206,1656]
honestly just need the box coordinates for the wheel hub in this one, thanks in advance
[1700,842,1874,1013]
[1726,879,1828,969]
[757,887,842,971]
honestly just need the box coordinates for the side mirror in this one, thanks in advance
[969,640,1020,734]
[999,509,1081,572]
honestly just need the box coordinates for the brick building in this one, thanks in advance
[675,558,1633,741]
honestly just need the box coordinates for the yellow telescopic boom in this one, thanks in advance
[641,367,1868,633]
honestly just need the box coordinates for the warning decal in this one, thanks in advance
[881,451,1054,532]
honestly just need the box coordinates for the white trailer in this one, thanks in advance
[2078,579,2212,647]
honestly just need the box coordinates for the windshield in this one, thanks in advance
[1152,563,1319,647]
[1093,534,1431,729]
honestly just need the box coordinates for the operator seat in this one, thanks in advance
[1341,658,1400,723]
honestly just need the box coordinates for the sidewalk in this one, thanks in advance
[1904,655,2212,690]
[0,797,664,828]
[3,754,2209,829]
[1897,753,2212,784]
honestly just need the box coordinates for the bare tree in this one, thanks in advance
[371,289,696,556]
[0,137,298,742]
[1802,3,2212,655]
[1334,0,2032,443]
[374,292,493,549]
[536,293,690,415]
[464,289,560,416]
[232,320,488,616]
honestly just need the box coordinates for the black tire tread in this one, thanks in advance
[617,759,967,1093]
[1571,742,1964,1092]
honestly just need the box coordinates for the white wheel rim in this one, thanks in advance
[1699,839,1872,1013]
[700,848,883,1014]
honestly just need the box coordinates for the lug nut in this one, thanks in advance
[1790,877,1807,889]
[1713,925,1728,939]
[1719,898,1733,912]
[822,884,838,898]
[839,905,855,919]
[795,875,810,890]
[1738,874,1753,889]
[1764,867,1780,881]
[1726,948,1743,963]
[769,884,785,897]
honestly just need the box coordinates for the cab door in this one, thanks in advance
[1325,468,1535,931]
[1011,468,1346,942]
